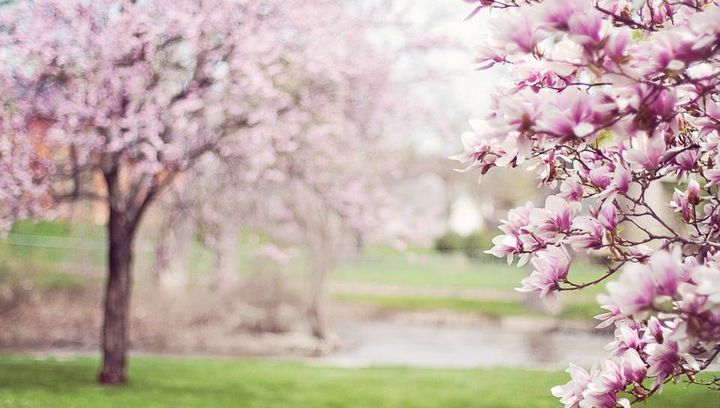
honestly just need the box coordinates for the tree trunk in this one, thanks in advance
[158,215,194,291]
[307,255,329,340]
[153,212,172,284]
[212,226,239,288]
[98,207,135,385]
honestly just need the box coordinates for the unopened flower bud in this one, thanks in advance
[687,179,701,205]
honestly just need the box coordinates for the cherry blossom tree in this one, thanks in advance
[456,0,720,405]
[0,0,363,384]
[152,1,428,340]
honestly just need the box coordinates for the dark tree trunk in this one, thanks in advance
[98,206,136,385]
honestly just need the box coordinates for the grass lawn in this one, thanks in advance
[0,356,717,408]
[0,221,614,322]
[1,220,609,295]
[332,251,608,321]
[333,293,602,321]
[333,251,606,293]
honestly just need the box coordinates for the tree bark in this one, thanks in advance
[157,214,194,291]
[98,206,136,385]
[307,254,329,340]
[212,226,239,288]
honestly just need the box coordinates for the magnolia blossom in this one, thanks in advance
[458,0,720,404]
[517,245,571,298]
[568,216,605,251]
[602,263,657,316]
[622,133,666,172]
[596,202,618,231]
[551,364,592,408]
[529,196,574,239]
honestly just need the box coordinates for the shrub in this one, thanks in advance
[433,231,465,253]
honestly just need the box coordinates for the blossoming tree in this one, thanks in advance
[152,2,430,339]
[0,0,354,384]
[456,0,720,405]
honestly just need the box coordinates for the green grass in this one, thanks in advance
[33,271,86,291]
[0,220,612,322]
[335,293,529,315]
[332,252,608,321]
[334,293,602,321]
[10,220,80,237]
[333,253,604,293]
[0,220,609,296]
[0,356,717,408]
[0,219,226,284]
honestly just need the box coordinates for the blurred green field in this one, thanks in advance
[333,293,602,320]
[0,356,717,408]
[334,249,604,292]
[0,220,609,321]
[331,251,606,320]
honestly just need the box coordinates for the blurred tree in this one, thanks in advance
[152,0,443,340]
[0,0,403,383]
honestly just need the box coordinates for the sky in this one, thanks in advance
[397,0,502,154]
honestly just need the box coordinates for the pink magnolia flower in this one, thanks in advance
[622,132,666,171]
[621,348,647,384]
[647,317,665,343]
[606,323,643,357]
[646,339,682,388]
[451,126,493,172]
[706,168,720,187]
[611,164,631,195]
[594,304,623,328]
[588,165,612,190]
[486,234,523,264]
[672,149,700,178]
[539,150,557,183]
[498,201,535,236]
[605,28,631,61]
[670,189,692,222]
[475,45,505,71]
[701,202,720,236]
[695,267,720,304]
[567,11,604,47]
[551,363,592,408]
[486,202,535,263]
[597,202,618,231]
[603,262,656,316]
[517,245,571,298]
[580,360,630,408]
[569,216,605,252]
[512,62,565,93]
[559,177,584,201]
[537,88,613,139]
[647,88,677,119]
[649,251,683,296]
[491,11,545,54]
[676,283,710,317]
[686,179,701,205]
[529,196,574,239]
[540,0,590,30]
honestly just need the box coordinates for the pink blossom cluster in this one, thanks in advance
[165,1,430,247]
[553,249,720,407]
[0,0,385,226]
[457,0,720,404]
